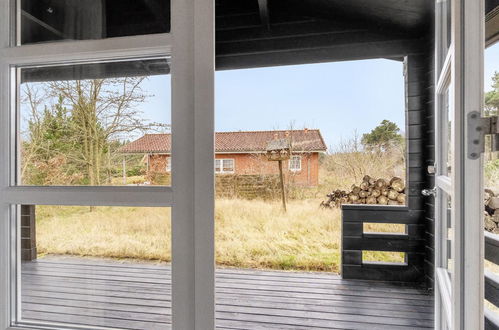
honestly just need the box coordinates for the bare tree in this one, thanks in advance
[21,76,166,185]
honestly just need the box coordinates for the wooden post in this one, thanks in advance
[122,156,126,185]
[21,205,36,261]
[307,156,311,186]
[266,137,290,212]
[278,160,286,212]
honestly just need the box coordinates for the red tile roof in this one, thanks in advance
[119,129,327,153]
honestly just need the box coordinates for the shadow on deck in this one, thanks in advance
[20,257,433,329]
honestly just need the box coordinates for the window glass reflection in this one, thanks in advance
[20,0,170,45]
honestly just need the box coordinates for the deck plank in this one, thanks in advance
[20,257,433,329]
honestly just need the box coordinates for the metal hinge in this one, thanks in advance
[467,111,499,159]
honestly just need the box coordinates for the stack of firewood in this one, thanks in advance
[485,189,499,234]
[321,175,406,208]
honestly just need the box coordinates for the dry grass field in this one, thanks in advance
[35,149,409,273]
[36,206,172,261]
[36,198,405,273]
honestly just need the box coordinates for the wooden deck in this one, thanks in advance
[21,257,434,329]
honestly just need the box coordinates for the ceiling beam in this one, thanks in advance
[257,0,270,30]
[216,37,425,70]
[217,30,410,57]
[486,4,499,46]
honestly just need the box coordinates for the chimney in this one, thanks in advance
[304,128,308,133]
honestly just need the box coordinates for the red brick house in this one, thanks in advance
[120,129,327,186]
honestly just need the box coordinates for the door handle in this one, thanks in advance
[421,187,437,197]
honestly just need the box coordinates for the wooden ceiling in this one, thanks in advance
[21,0,499,77]
[215,0,433,69]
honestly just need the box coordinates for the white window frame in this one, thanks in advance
[434,0,484,329]
[166,156,172,172]
[288,155,301,171]
[215,158,234,174]
[0,1,215,330]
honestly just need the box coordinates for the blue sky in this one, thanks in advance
[109,43,499,149]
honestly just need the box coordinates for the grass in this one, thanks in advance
[36,206,172,261]
[110,175,148,185]
[215,198,339,271]
[36,198,406,273]
[35,149,410,273]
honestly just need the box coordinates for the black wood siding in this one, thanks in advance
[422,40,436,289]
[404,49,435,288]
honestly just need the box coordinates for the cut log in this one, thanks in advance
[377,195,388,205]
[360,181,369,191]
[391,179,405,193]
[320,176,406,208]
[349,193,360,203]
[375,179,387,189]
[397,193,406,204]
[359,190,369,198]
[486,215,496,232]
[485,188,495,199]
[387,190,399,200]
[489,197,499,209]
[390,177,401,185]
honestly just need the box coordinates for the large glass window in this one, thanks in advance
[17,58,172,186]
[19,0,171,45]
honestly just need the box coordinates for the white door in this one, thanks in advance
[434,0,484,329]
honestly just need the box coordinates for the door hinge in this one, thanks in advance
[467,111,499,159]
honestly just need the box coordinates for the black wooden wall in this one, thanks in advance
[423,42,436,289]
[406,50,436,288]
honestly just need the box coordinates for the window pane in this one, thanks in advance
[289,155,301,170]
[19,0,171,45]
[17,205,172,329]
[18,58,172,186]
[165,157,171,172]
[222,159,233,172]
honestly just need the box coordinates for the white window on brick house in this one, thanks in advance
[215,159,234,174]
[166,157,171,172]
[289,155,301,171]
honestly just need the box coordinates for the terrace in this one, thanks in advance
[21,257,433,329]
[2,0,499,329]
